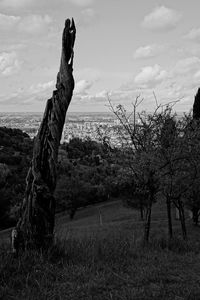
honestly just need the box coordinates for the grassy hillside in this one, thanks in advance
[1,200,200,299]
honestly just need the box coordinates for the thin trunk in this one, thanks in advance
[144,192,153,243]
[98,208,103,226]
[12,19,76,251]
[166,195,173,239]
[178,199,187,240]
[143,174,155,243]
[192,207,199,226]
[144,205,152,242]
[140,204,144,220]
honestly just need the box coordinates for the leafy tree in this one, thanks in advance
[0,128,32,229]
[0,163,12,228]
[182,115,200,226]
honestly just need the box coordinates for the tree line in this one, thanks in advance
[108,89,200,242]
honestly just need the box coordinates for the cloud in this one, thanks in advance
[0,51,21,76]
[74,80,93,95]
[0,13,20,29]
[0,80,55,105]
[68,0,94,6]
[0,0,95,13]
[185,28,200,43]
[0,43,26,52]
[29,81,55,94]
[134,44,164,59]
[142,6,181,31]
[172,57,200,75]
[0,0,33,8]
[75,68,102,83]
[83,90,108,102]
[194,70,200,80]
[18,14,52,35]
[134,64,167,88]
[0,12,53,35]
[78,8,97,27]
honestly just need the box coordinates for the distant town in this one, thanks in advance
[0,112,126,147]
[0,111,184,147]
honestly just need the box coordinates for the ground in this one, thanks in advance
[1,199,200,300]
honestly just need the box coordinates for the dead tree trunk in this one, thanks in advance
[12,19,76,251]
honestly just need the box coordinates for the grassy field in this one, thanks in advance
[1,199,200,299]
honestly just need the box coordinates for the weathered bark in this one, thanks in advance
[13,19,76,250]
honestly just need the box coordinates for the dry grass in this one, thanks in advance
[1,200,200,299]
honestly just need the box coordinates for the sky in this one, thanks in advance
[0,0,200,113]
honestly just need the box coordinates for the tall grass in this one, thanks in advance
[1,229,200,300]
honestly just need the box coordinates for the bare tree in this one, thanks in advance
[108,96,195,242]
[108,97,161,242]
[12,19,76,251]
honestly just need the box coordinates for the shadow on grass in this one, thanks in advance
[1,229,200,299]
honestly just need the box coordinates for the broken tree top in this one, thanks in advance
[62,18,76,65]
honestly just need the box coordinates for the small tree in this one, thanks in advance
[108,98,161,242]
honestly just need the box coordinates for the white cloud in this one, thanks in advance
[0,51,21,76]
[29,81,55,94]
[134,44,163,59]
[68,0,94,6]
[173,57,200,75]
[194,70,200,80]
[0,0,32,8]
[0,12,53,35]
[142,6,181,31]
[74,80,93,95]
[18,15,52,35]
[75,68,102,83]
[78,8,97,27]
[134,64,167,88]
[0,43,26,52]
[1,80,56,105]
[0,13,20,29]
[95,90,108,99]
[82,90,108,103]
[185,28,200,43]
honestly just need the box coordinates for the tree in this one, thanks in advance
[193,88,200,120]
[108,96,197,242]
[108,99,161,242]
[13,19,76,251]
[183,114,200,226]
[0,163,11,228]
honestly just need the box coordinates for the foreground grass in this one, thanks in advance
[1,227,200,300]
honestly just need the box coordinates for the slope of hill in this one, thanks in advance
[1,199,200,299]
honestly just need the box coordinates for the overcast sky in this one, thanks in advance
[0,0,200,113]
